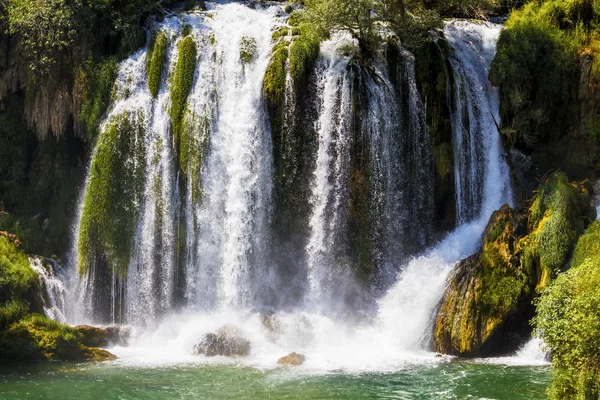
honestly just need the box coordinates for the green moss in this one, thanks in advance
[77,112,146,278]
[169,35,197,161]
[289,22,321,87]
[0,236,39,306]
[272,27,289,43]
[147,31,168,98]
[570,221,600,269]
[181,24,193,38]
[78,57,119,140]
[0,314,115,361]
[0,299,29,331]
[490,0,600,160]
[240,36,257,64]
[264,45,289,105]
[521,172,593,286]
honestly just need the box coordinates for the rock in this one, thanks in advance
[432,205,531,357]
[76,325,109,347]
[433,174,595,357]
[193,325,251,357]
[76,324,131,347]
[277,352,305,366]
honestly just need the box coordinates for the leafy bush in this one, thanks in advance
[490,0,600,150]
[0,300,29,331]
[6,0,78,79]
[0,236,39,305]
[534,254,600,399]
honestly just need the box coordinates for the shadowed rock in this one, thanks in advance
[193,325,251,357]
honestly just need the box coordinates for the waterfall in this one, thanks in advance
[184,5,275,311]
[29,257,67,323]
[63,2,514,367]
[447,21,512,223]
[376,20,513,350]
[72,4,280,324]
[305,36,354,304]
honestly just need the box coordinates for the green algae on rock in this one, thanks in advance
[77,112,146,278]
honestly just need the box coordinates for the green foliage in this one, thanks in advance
[78,56,119,139]
[147,31,168,98]
[77,112,146,277]
[264,44,289,105]
[0,300,29,331]
[522,172,592,285]
[6,0,78,79]
[289,21,320,87]
[0,236,38,305]
[534,248,600,399]
[169,35,197,161]
[490,0,600,150]
[304,0,443,53]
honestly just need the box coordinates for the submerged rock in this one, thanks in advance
[277,352,305,366]
[193,325,251,357]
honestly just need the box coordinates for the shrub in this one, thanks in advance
[534,254,600,399]
[0,236,39,305]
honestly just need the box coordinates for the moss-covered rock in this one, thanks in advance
[169,33,197,173]
[77,56,119,140]
[147,30,168,98]
[433,172,596,356]
[264,43,289,107]
[240,36,257,64]
[433,205,531,356]
[0,314,116,361]
[521,172,595,288]
[412,36,455,236]
[77,112,146,278]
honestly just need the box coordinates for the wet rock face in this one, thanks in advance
[76,324,131,348]
[277,352,305,366]
[432,205,532,357]
[193,326,251,357]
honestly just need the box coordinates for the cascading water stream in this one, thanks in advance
[375,19,514,351]
[29,257,68,323]
[305,36,354,305]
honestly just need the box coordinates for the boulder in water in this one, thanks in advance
[76,324,131,347]
[193,325,251,357]
[277,352,305,366]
